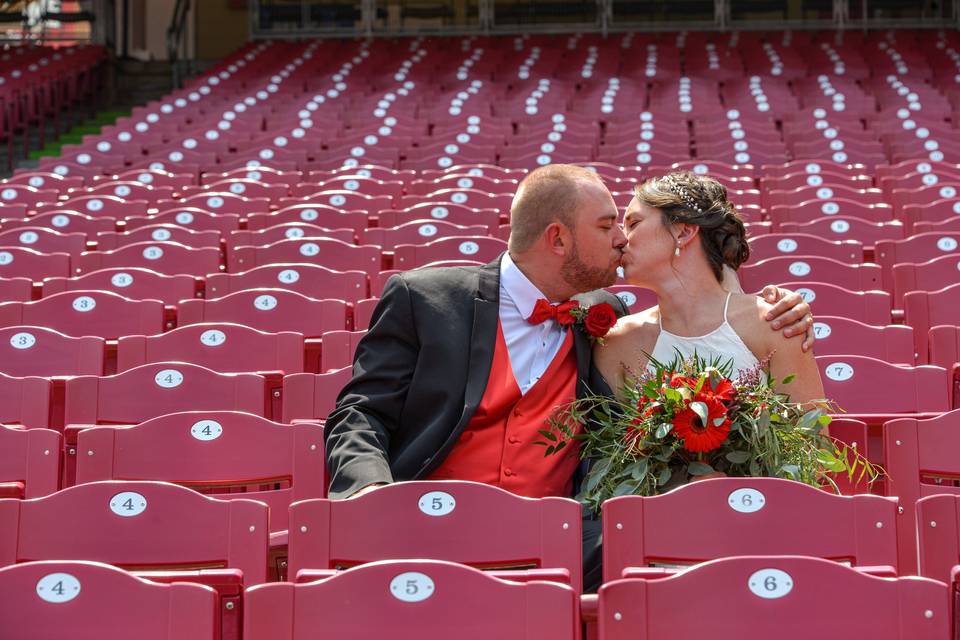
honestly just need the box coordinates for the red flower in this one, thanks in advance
[584,302,617,337]
[624,419,646,452]
[555,300,580,326]
[702,377,736,403]
[669,373,697,389]
[672,396,731,453]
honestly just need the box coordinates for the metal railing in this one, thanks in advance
[248,0,960,39]
[166,0,190,88]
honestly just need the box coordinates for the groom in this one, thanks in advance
[324,164,814,589]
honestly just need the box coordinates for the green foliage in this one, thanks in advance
[538,350,882,515]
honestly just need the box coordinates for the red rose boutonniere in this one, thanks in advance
[566,302,617,344]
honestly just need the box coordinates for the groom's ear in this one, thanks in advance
[544,221,573,255]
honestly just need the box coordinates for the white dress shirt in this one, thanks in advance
[499,253,568,395]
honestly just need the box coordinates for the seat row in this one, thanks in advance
[1,478,959,639]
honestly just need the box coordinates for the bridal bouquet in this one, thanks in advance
[538,353,878,514]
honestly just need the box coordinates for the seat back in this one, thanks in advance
[75,411,325,533]
[0,326,104,376]
[0,480,269,584]
[0,560,218,640]
[243,560,577,640]
[0,426,60,498]
[602,478,898,583]
[597,556,949,640]
[288,481,583,592]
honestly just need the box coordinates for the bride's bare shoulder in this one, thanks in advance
[603,306,661,346]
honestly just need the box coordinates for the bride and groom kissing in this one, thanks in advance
[323,164,822,591]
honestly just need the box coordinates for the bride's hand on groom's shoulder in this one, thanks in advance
[759,286,815,352]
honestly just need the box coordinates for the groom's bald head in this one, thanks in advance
[508,164,608,254]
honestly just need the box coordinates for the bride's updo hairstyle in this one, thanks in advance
[634,171,750,282]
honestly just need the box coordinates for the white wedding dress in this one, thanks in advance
[647,292,766,381]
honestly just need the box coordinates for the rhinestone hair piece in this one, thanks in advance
[662,175,704,214]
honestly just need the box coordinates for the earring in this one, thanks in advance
[674,244,681,257]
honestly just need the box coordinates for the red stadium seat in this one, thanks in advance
[740,256,882,292]
[126,208,242,234]
[874,233,960,289]
[775,281,893,324]
[0,276,33,301]
[42,267,200,305]
[393,236,506,269]
[0,246,71,280]
[96,225,221,251]
[177,289,350,337]
[778,217,906,249]
[602,478,898,583]
[810,316,915,364]
[0,290,165,339]
[818,355,950,425]
[75,411,325,540]
[0,372,52,429]
[597,556,949,640]
[117,323,305,374]
[75,241,221,277]
[884,410,960,575]
[225,224,355,255]
[904,282,960,364]
[0,481,268,639]
[244,205,367,234]
[3,210,116,235]
[0,326,104,376]
[891,252,960,307]
[0,561,218,640]
[288,481,582,591]
[0,226,87,258]
[361,220,490,250]
[746,233,863,263]
[0,426,60,498]
[281,367,352,422]
[62,362,269,483]
[244,560,577,640]
[376,203,502,232]
[319,329,365,372]
[916,494,960,586]
[205,264,368,302]
[228,238,380,274]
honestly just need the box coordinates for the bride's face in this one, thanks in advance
[620,197,677,287]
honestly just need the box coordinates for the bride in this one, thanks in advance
[594,171,825,406]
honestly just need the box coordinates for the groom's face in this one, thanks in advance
[561,183,626,292]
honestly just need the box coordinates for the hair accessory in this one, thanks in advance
[662,175,704,214]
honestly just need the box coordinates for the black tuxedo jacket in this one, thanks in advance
[324,254,629,499]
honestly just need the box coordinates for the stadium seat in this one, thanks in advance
[0,425,61,498]
[903,282,960,365]
[205,263,368,302]
[75,241,221,277]
[0,276,33,301]
[288,481,583,592]
[41,267,200,305]
[0,290,165,339]
[393,236,506,269]
[602,478,898,583]
[874,233,960,289]
[774,281,893,325]
[227,238,380,274]
[281,367,352,422]
[244,560,578,640]
[0,246,71,280]
[915,494,960,586]
[746,234,863,263]
[0,325,104,376]
[0,480,268,640]
[810,316,915,365]
[818,355,951,426]
[740,256,882,292]
[75,410,325,543]
[0,560,218,640]
[177,289,350,337]
[597,556,949,640]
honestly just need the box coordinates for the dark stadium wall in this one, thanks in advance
[196,0,250,62]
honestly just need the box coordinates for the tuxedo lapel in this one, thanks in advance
[457,256,502,429]
[573,325,592,398]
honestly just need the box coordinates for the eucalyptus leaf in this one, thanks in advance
[629,458,649,480]
[613,479,641,497]
[584,458,612,494]
[725,450,751,464]
[687,461,715,475]
[655,423,673,439]
[656,467,673,486]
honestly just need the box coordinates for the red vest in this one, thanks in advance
[428,320,581,498]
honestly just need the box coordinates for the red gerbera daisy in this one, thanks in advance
[672,396,731,453]
[702,376,736,404]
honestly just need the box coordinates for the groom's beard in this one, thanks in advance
[561,244,619,293]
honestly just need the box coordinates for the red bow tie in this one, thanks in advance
[527,298,578,325]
